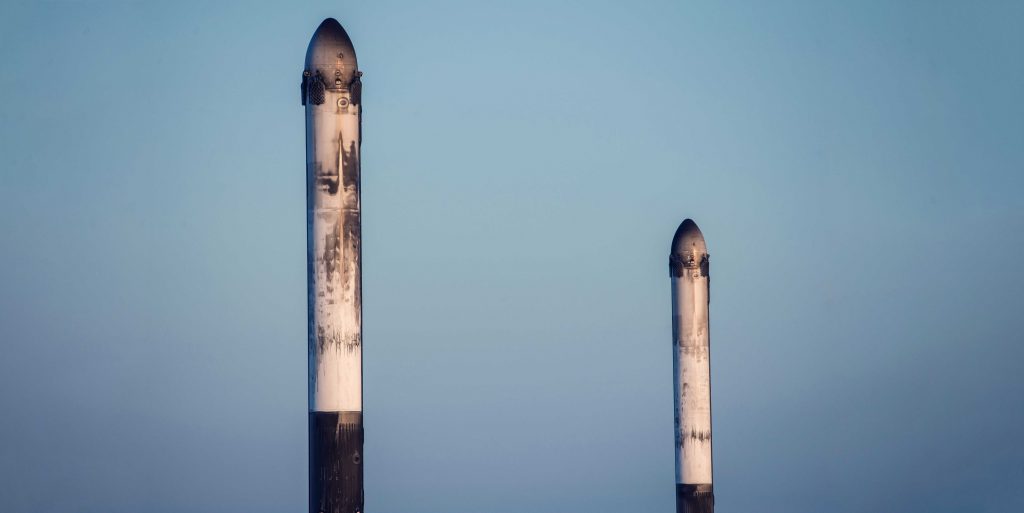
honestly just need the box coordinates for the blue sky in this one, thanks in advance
[1,1,1022,512]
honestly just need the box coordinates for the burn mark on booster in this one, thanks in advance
[315,326,361,355]
[316,162,340,195]
[687,429,712,443]
[340,213,362,310]
[341,139,359,192]
[325,133,358,200]
[316,325,328,355]
[322,221,341,284]
[339,135,361,317]
[676,484,714,513]
[310,411,363,513]
[343,333,360,353]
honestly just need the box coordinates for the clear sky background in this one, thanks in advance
[1,1,1022,512]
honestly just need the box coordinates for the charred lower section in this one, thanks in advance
[310,411,363,513]
[676,484,714,513]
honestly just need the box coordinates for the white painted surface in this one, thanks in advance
[672,252,712,485]
[307,78,362,413]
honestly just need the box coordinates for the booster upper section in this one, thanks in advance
[670,219,709,277]
[302,18,362,106]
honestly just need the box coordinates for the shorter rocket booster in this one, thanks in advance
[670,219,714,513]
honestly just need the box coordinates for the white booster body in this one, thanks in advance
[305,22,363,415]
[670,220,713,487]
[304,18,365,513]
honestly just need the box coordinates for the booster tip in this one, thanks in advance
[671,219,706,255]
[305,17,358,72]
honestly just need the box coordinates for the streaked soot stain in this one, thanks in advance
[316,161,339,195]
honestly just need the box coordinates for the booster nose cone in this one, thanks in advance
[305,18,359,87]
[671,219,707,256]
[670,219,708,277]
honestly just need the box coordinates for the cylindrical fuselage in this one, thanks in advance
[304,18,363,513]
[670,219,713,513]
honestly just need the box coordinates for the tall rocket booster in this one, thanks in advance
[303,18,364,513]
[670,219,714,513]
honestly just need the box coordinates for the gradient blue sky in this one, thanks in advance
[1,1,1022,512]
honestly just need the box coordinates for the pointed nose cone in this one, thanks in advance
[305,18,359,82]
[671,219,707,255]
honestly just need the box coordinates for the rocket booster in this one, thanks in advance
[670,219,714,513]
[303,18,364,513]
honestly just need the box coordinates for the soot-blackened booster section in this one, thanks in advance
[310,412,364,513]
[676,483,714,513]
